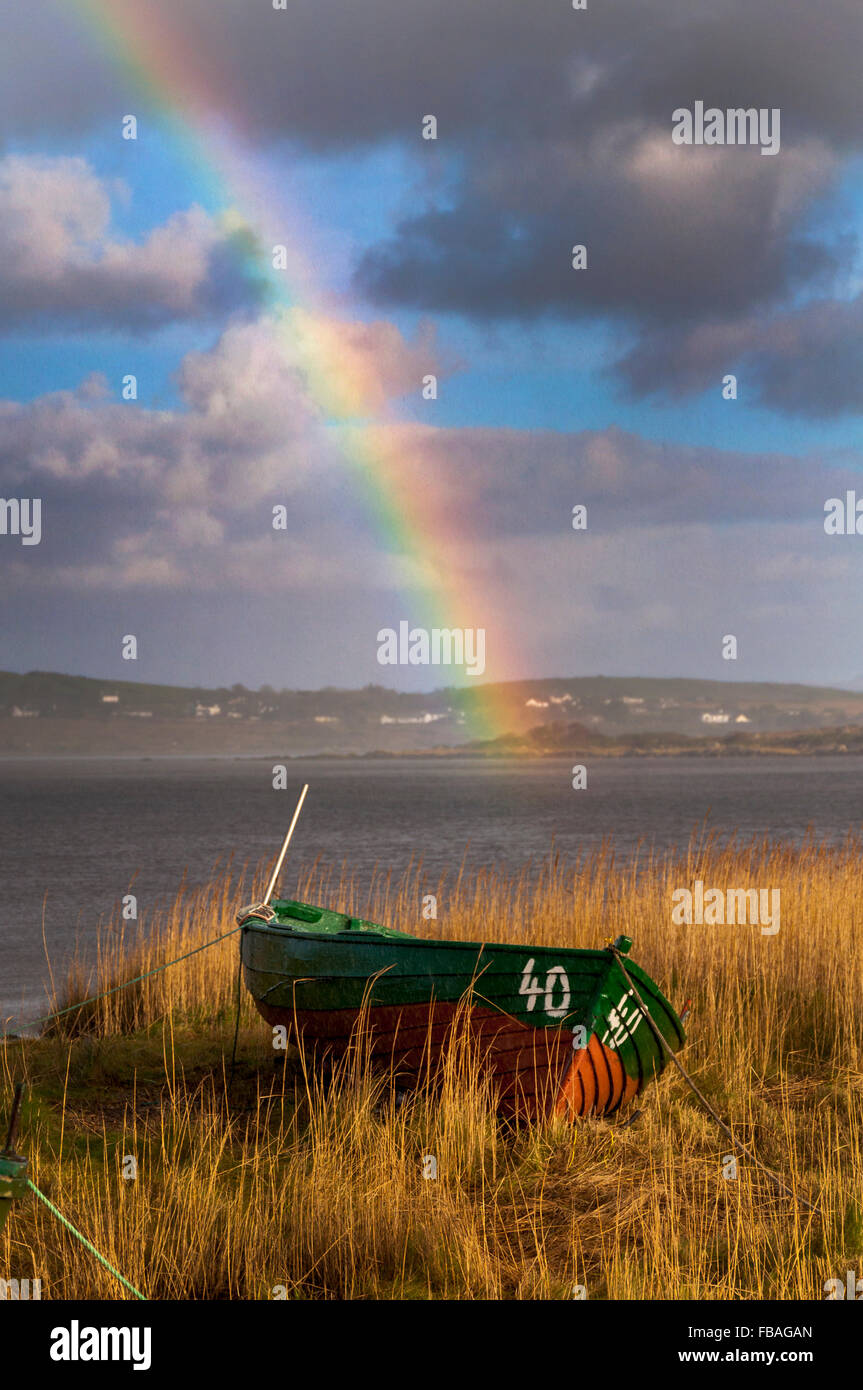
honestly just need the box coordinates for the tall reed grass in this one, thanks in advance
[2,830,861,1299]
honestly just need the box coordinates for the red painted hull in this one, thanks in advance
[259,997,640,1119]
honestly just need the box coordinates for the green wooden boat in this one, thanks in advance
[238,897,686,1119]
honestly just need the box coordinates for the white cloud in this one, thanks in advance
[0,155,258,330]
[0,312,453,591]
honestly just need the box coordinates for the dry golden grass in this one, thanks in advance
[2,829,862,1300]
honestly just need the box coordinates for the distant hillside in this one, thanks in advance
[2,669,863,756]
[465,720,863,759]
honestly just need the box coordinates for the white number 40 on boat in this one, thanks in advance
[519,958,571,1018]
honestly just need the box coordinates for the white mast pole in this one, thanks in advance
[262,783,309,905]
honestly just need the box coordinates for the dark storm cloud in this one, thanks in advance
[355,137,843,322]
[10,2,861,151]
[338,1,857,401]
[0,7,126,144]
[750,297,863,416]
[616,293,863,416]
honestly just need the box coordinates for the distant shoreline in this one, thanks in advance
[3,719,863,760]
[5,669,863,761]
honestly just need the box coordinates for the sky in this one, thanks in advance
[0,0,861,695]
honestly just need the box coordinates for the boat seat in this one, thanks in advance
[268,899,414,940]
[270,900,351,932]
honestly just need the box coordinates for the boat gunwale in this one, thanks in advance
[241,918,622,966]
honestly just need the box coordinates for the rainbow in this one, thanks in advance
[68,0,521,740]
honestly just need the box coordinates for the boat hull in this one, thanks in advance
[240,902,685,1120]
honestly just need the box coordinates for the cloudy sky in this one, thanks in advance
[1,0,861,691]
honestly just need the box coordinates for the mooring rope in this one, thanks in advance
[26,1178,147,1300]
[610,947,821,1215]
[1,925,249,1299]
[5,924,244,1036]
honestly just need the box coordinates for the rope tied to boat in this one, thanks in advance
[235,902,277,925]
[26,1177,147,1300]
[2,1083,146,1299]
[4,924,245,1036]
[1,922,246,1294]
[609,946,821,1215]
[5,786,310,1038]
